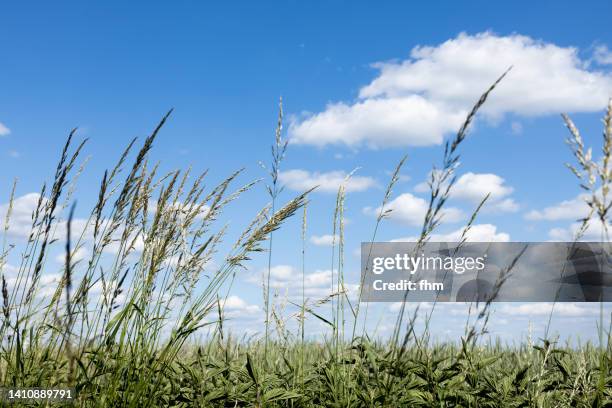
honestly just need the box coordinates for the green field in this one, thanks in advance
[1,79,610,407]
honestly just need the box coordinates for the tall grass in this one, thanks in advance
[0,88,610,406]
[263,97,288,358]
[0,111,308,406]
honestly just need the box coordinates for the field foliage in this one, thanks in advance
[0,76,611,407]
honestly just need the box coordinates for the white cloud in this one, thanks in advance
[269,265,296,280]
[548,227,571,241]
[261,265,332,291]
[248,265,358,301]
[498,303,600,317]
[435,224,510,242]
[4,272,62,298]
[360,32,612,115]
[386,302,608,320]
[279,169,377,193]
[415,172,519,213]
[290,32,612,149]
[162,255,182,269]
[223,295,260,314]
[0,193,91,244]
[0,193,150,264]
[1,263,18,278]
[289,96,466,148]
[101,229,146,255]
[38,273,63,297]
[593,45,612,65]
[493,198,520,213]
[388,301,433,313]
[393,223,510,242]
[55,247,89,264]
[302,270,333,289]
[364,193,463,226]
[0,193,43,239]
[310,234,338,246]
[526,193,589,221]
[548,219,611,241]
[452,172,514,201]
[528,190,612,239]
[148,199,210,221]
[0,122,10,137]
[454,172,518,212]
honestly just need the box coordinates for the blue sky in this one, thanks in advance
[1,1,612,343]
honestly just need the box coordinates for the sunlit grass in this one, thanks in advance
[0,77,610,407]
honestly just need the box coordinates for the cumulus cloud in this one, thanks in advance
[310,234,339,246]
[265,265,332,292]
[148,198,211,221]
[102,232,146,255]
[359,33,612,115]
[38,273,63,297]
[532,191,612,240]
[0,122,10,137]
[248,265,358,301]
[388,301,433,313]
[1,263,18,278]
[452,172,513,202]
[222,295,260,314]
[393,223,510,242]
[364,193,463,226]
[0,194,145,259]
[548,219,611,241]
[0,193,41,239]
[593,45,612,65]
[55,247,90,264]
[4,272,62,298]
[525,193,589,221]
[0,193,92,245]
[289,97,466,148]
[493,199,520,213]
[415,172,518,213]
[290,32,612,149]
[279,169,377,193]
[498,303,601,317]
[268,265,296,280]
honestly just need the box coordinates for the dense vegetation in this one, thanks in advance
[0,74,610,407]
